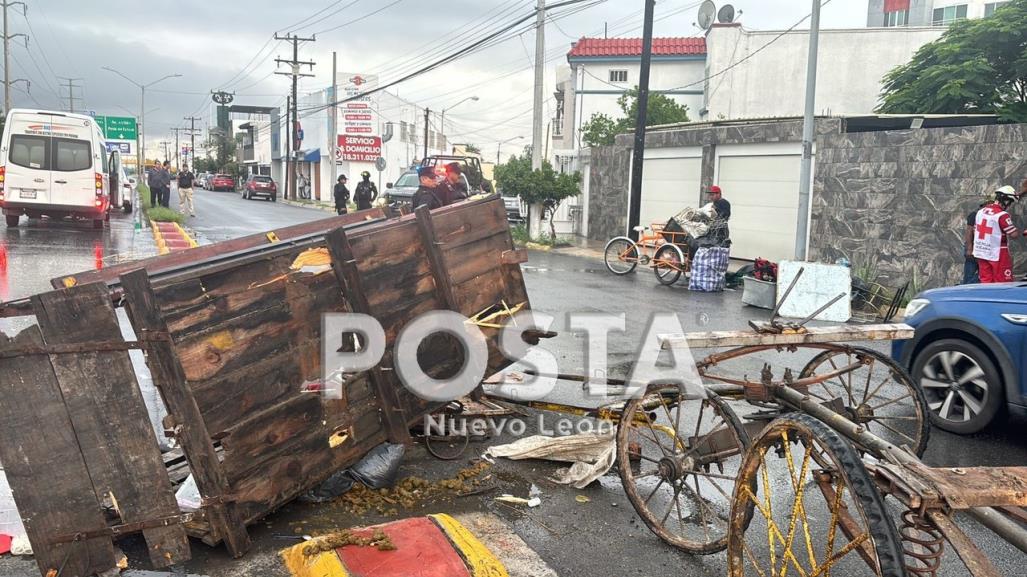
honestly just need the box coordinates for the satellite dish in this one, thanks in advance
[697,0,717,30]
[718,4,736,23]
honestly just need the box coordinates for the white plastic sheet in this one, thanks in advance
[485,433,616,489]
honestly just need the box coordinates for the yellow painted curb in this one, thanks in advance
[431,514,509,577]
[173,221,199,248]
[149,219,169,255]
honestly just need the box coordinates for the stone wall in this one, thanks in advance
[810,123,1027,288]
[586,145,632,241]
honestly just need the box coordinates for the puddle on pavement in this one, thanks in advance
[522,265,609,275]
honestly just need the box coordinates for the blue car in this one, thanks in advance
[893,283,1027,434]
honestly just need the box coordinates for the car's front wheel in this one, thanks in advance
[912,339,1004,434]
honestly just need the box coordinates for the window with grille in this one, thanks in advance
[884,9,908,26]
[985,2,1008,16]
[609,69,628,83]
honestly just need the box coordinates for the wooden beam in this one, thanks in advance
[120,269,252,558]
[324,227,411,443]
[659,323,916,350]
[32,283,190,568]
[0,327,115,577]
[53,208,387,289]
[414,205,460,310]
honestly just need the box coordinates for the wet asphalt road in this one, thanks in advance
[1,195,1026,576]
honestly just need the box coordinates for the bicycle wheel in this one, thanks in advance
[727,413,905,577]
[604,236,639,275]
[654,244,685,286]
[617,387,749,553]
[799,347,929,458]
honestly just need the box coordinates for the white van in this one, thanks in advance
[0,109,117,229]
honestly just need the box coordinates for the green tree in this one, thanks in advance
[580,88,691,148]
[582,112,619,147]
[495,152,581,240]
[877,0,1027,121]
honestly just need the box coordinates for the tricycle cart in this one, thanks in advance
[603,222,692,286]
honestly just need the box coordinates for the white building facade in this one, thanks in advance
[701,23,944,120]
[867,0,1010,27]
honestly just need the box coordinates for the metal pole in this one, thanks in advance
[290,37,298,201]
[626,0,656,241]
[531,0,545,170]
[423,108,429,159]
[330,51,337,193]
[795,0,821,260]
[3,1,9,114]
[136,86,143,230]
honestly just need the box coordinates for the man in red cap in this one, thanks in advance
[706,185,731,243]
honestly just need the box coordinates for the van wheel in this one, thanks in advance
[92,219,104,229]
[5,215,19,227]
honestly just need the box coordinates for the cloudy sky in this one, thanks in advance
[8,0,868,159]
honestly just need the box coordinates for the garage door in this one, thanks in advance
[640,155,701,230]
[717,154,800,262]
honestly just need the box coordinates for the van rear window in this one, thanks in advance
[9,135,48,169]
[8,135,93,172]
[53,138,91,172]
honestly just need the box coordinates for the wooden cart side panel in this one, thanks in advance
[31,284,190,569]
[53,208,387,289]
[0,327,115,577]
[120,269,252,558]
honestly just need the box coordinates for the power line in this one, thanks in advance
[282,0,363,34]
[312,0,408,35]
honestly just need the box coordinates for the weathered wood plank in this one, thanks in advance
[54,208,386,289]
[415,205,461,311]
[173,282,340,383]
[190,339,320,437]
[325,226,410,443]
[443,230,512,286]
[120,269,252,558]
[219,394,325,484]
[32,284,190,569]
[0,326,116,577]
[658,323,916,350]
[429,197,507,248]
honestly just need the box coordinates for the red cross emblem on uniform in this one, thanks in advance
[977,219,995,240]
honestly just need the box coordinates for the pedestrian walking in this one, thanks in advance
[334,175,350,215]
[159,161,172,208]
[973,185,1021,283]
[177,164,196,217]
[146,165,160,207]
[354,171,378,211]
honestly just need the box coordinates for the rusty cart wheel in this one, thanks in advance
[727,413,906,577]
[799,347,929,457]
[616,387,750,553]
[653,244,686,286]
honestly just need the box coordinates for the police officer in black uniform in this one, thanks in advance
[412,166,444,210]
[334,175,350,215]
[353,171,378,211]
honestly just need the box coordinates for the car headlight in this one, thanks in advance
[904,298,930,319]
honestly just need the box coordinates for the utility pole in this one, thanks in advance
[171,127,186,171]
[795,0,822,261]
[329,51,337,192]
[626,0,656,241]
[274,33,315,201]
[184,116,201,168]
[2,1,25,115]
[423,108,430,160]
[160,140,170,163]
[528,0,546,237]
[57,77,83,113]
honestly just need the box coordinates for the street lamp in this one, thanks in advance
[440,95,479,148]
[102,67,180,230]
[496,135,524,165]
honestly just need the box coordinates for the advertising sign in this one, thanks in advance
[105,141,131,154]
[338,135,382,162]
[340,73,379,137]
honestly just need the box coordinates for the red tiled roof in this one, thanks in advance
[567,37,706,58]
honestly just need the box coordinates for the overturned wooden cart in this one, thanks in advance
[0,196,533,577]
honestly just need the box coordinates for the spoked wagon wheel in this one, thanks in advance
[799,347,929,457]
[727,414,906,577]
[604,237,640,275]
[616,387,750,553]
[653,244,685,286]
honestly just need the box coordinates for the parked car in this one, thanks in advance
[502,191,523,223]
[242,175,277,201]
[200,173,212,190]
[893,283,1027,434]
[384,170,420,207]
[210,174,235,192]
[1,108,113,229]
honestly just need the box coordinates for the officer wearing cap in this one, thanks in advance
[439,162,469,201]
[412,165,443,210]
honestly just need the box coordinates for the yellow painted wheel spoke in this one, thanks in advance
[810,532,870,577]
